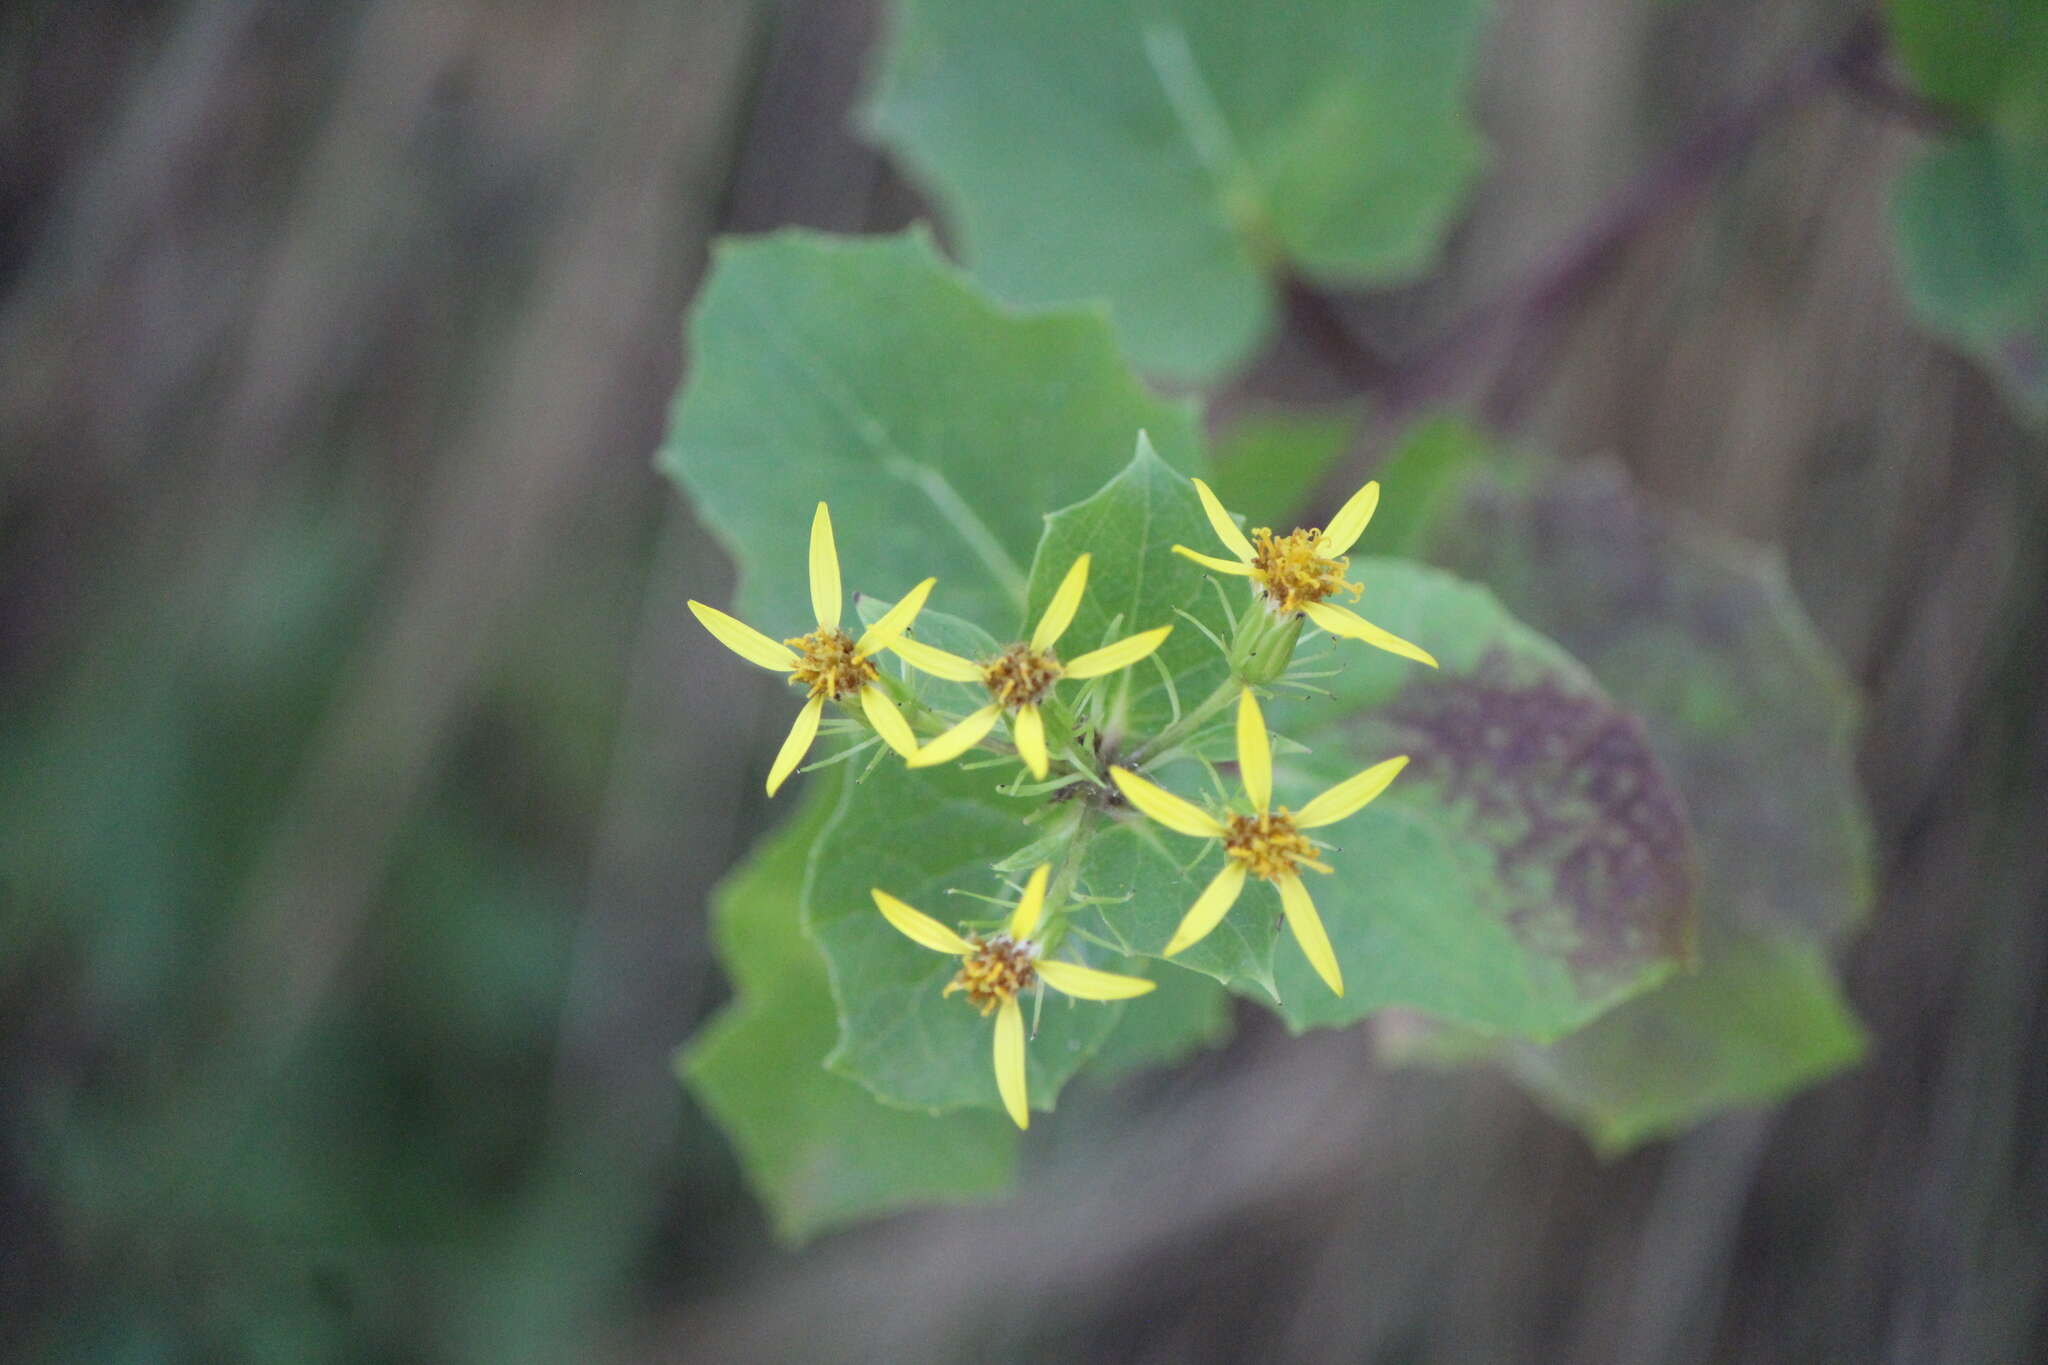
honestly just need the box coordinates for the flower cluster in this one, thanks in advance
[689,476,1433,1127]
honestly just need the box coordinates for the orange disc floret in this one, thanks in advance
[1248,527,1362,615]
[785,625,880,701]
[980,643,1064,709]
[1222,808,1332,881]
[943,933,1040,1015]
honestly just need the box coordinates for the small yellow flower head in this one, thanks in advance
[1109,688,1410,997]
[943,933,1038,1015]
[687,501,933,796]
[1246,525,1362,615]
[1172,477,1438,669]
[870,864,1156,1129]
[894,553,1173,780]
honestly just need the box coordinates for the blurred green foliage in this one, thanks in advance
[1886,0,2048,415]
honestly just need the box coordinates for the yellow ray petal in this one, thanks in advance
[808,502,841,630]
[1192,477,1255,563]
[1295,755,1409,829]
[1031,553,1091,651]
[1011,703,1049,779]
[1277,874,1343,996]
[765,695,824,797]
[1301,601,1439,669]
[994,997,1029,1130]
[906,703,1002,768]
[1037,960,1158,1001]
[687,600,798,672]
[1317,480,1381,557]
[870,889,975,956]
[1007,863,1051,940]
[1236,688,1272,812]
[1172,545,1254,575]
[1163,862,1247,956]
[853,577,936,659]
[889,635,983,682]
[1064,624,1173,679]
[860,684,917,757]
[1109,767,1226,839]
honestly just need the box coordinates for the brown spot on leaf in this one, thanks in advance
[1381,652,1696,1001]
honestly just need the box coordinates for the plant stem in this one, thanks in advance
[1293,12,1888,505]
[1037,807,1099,951]
[1127,674,1239,767]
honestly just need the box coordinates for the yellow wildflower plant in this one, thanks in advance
[892,553,1172,780]
[1173,477,1438,669]
[1109,689,1408,997]
[688,502,934,796]
[871,863,1156,1129]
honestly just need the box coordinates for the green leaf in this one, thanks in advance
[1210,407,1360,530]
[1254,560,1698,1037]
[1082,961,1235,1080]
[660,229,1202,633]
[1078,817,1280,999]
[1408,448,1876,943]
[1021,435,1236,738]
[1881,0,2048,415]
[1893,130,2048,417]
[807,761,1134,1118]
[857,597,1000,716]
[1345,415,1488,558]
[1493,924,1864,1153]
[1380,426,1875,1147]
[866,0,1492,381]
[1883,0,2048,116]
[680,777,1017,1243]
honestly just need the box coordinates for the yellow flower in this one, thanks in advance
[688,502,933,796]
[1173,478,1438,669]
[1108,689,1408,997]
[871,864,1156,1129]
[891,553,1172,780]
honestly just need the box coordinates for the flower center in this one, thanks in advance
[981,643,1064,709]
[1223,808,1331,882]
[1249,527,1361,615]
[943,933,1040,1014]
[785,626,879,701]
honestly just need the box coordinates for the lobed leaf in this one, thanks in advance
[1893,130,2048,420]
[660,229,1202,633]
[680,778,1017,1243]
[1021,435,1236,740]
[808,761,1161,1118]
[866,0,1492,381]
[1260,560,1698,1037]
[1372,421,1875,1148]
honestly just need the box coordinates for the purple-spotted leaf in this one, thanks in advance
[1372,422,1873,1147]
[1257,560,1698,1037]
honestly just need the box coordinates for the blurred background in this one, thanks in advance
[3,0,2043,1361]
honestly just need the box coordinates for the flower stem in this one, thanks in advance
[1126,675,1238,768]
[1036,807,1099,951]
